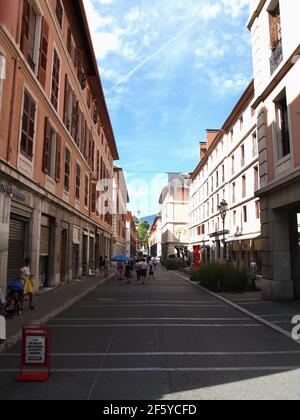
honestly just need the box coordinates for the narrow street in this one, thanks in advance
[0,266,300,400]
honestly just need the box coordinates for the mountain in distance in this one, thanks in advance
[140,214,157,226]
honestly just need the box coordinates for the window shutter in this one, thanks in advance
[71,92,77,139]
[63,75,69,127]
[42,118,51,174]
[55,134,61,182]
[38,17,49,88]
[75,48,84,69]
[20,0,30,58]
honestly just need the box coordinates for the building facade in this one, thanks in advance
[189,82,261,270]
[248,0,300,300]
[159,174,190,262]
[126,211,137,258]
[149,214,162,258]
[0,0,119,292]
[112,166,129,257]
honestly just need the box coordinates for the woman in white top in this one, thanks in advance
[20,258,34,310]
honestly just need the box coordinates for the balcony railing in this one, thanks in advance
[270,41,283,75]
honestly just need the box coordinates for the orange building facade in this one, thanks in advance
[0,0,119,291]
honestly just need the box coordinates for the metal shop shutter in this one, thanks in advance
[7,218,26,285]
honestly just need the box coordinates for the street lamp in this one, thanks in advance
[218,199,228,261]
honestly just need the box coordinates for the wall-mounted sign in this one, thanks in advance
[0,184,25,201]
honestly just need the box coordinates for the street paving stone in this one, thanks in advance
[1,266,300,400]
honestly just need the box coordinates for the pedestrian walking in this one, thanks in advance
[19,258,34,311]
[134,260,142,282]
[153,258,158,271]
[149,262,155,280]
[99,256,104,273]
[250,259,258,290]
[125,263,132,285]
[118,263,125,281]
[140,259,148,285]
[104,256,109,278]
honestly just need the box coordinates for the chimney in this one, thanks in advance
[200,142,207,161]
[206,129,220,149]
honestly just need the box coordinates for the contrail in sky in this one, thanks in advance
[111,15,202,90]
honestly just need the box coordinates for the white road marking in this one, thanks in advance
[2,351,300,357]
[75,304,227,308]
[1,367,300,373]
[49,323,263,328]
[54,317,250,321]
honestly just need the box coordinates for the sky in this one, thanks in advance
[84,0,253,218]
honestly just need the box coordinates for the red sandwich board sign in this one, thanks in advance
[17,325,51,382]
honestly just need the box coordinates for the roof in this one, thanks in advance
[70,1,119,160]
[191,80,255,180]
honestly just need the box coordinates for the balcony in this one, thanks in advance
[270,41,283,75]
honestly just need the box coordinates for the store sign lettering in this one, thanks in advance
[0,184,25,200]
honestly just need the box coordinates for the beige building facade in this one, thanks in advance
[248,0,300,300]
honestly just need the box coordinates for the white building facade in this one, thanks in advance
[189,82,261,270]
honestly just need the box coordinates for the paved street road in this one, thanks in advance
[1,266,300,400]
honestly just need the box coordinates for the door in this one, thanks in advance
[7,217,27,285]
[60,229,68,283]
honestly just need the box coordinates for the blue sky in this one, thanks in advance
[84,0,253,217]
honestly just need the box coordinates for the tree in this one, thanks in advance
[137,221,150,250]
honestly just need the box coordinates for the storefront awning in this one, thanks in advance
[226,233,261,242]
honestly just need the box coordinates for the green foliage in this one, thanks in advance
[137,221,150,245]
[165,258,185,271]
[191,263,250,293]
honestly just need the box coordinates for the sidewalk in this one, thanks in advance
[219,290,300,335]
[175,271,300,338]
[0,270,116,353]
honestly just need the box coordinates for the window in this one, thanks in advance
[241,145,245,167]
[252,132,258,157]
[64,148,71,191]
[255,201,261,219]
[232,183,236,204]
[42,118,61,181]
[222,165,225,183]
[51,49,60,110]
[231,155,235,175]
[96,150,100,180]
[274,90,291,159]
[20,1,48,87]
[84,175,89,208]
[242,175,246,198]
[91,182,96,213]
[20,89,36,160]
[269,2,282,74]
[63,75,76,139]
[243,206,248,223]
[230,128,234,142]
[239,115,244,131]
[254,166,259,191]
[55,0,63,28]
[75,164,81,200]
[233,210,237,226]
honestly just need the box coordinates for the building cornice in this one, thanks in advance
[252,44,300,109]
[247,0,266,31]
[191,80,255,180]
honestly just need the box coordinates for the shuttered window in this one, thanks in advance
[55,0,63,28]
[20,89,36,160]
[42,118,59,181]
[38,17,49,88]
[91,181,96,213]
[55,135,61,182]
[51,49,60,110]
[84,175,89,208]
[76,164,81,200]
[64,148,71,191]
